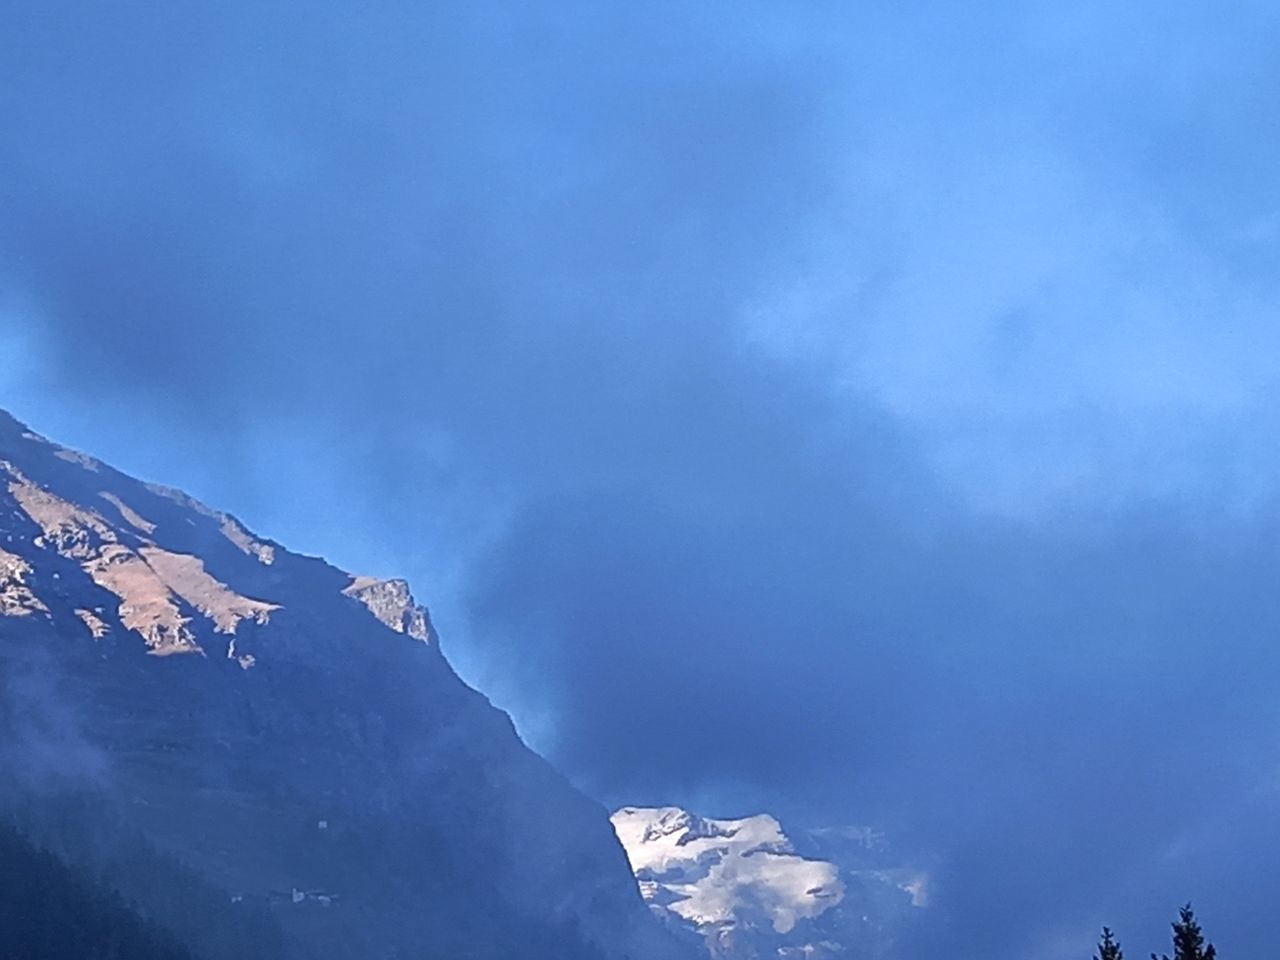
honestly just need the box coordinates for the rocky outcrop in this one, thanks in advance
[2,459,276,655]
[0,547,46,617]
[342,575,432,642]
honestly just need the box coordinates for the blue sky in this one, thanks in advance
[3,2,1279,957]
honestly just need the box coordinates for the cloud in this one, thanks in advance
[2,2,1280,958]
[0,625,110,793]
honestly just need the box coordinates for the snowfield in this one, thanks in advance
[612,806,844,934]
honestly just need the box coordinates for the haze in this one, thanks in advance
[3,3,1278,957]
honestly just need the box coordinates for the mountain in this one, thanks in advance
[612,806,925,960]
[0,409,691,960]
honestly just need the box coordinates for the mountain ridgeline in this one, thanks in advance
[0,409,691,960]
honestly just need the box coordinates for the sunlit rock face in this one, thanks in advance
[613,806,925,960]
[0,409,690,960]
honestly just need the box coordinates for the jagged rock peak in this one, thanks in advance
[629,806,747,846]
[342,576,433,643]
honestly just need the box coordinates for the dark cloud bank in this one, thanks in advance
[3,2,1280,959]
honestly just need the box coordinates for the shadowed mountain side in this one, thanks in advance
[0,409,690,960]
[0,819,196,960]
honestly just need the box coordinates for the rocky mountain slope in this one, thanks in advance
[612,806,924,960]
[0,408,690,960]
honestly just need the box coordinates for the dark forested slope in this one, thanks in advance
[0,822,191,960]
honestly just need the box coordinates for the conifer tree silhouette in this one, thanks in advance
[1152,904,1216,960]
[1096,926,1124,960]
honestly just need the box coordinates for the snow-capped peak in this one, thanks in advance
[612,806,842,936]
[612,805,927,960]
